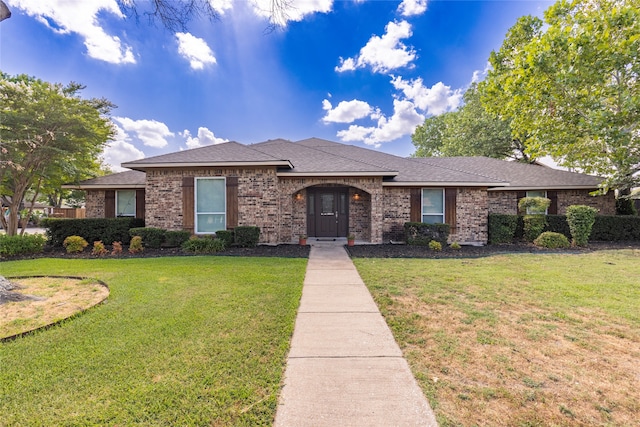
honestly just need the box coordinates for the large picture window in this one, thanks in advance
[525,190,548,214]
[195,177,226,233]
[116,190,136,217]
[422,188,444,224]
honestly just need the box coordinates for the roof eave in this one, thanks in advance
[488,185,600,191]
[278,171,399,177]
[383,181,507,187]
[61,184,146,190]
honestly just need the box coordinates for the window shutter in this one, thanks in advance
[226,176,238,228]
[105,190,115,218]
[410,188,421,222]
[182,177,194,233]
[445,188,457,232]
[516,191,526,214]
[135,189,145,219]
[547,191,558,214]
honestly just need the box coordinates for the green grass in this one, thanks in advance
[354,250,640,426]
[0,256,306,426]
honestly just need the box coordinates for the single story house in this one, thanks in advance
[66,137,614,245]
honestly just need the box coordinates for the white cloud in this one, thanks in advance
[113,117,174,148]
[9,0,135,64]
[391,76,463,115]
[322,99,372,123]
[176,32,216,70]
[398,0,428,17]
[209,0,233,15]
[335,57,356,72]
[250,0,333,26]
[183,127,228,149]
[337,99,424,147]
[336,20,416,74]
[102,124,145,171]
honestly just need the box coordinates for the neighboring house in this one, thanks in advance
[65,138,614,245]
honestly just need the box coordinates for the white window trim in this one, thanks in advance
[194,177,227,234]
[525,190,548,215]
[421,188,445,224]
[116,190,136,217]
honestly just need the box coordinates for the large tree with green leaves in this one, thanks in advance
[0,73,114,235]
[482,0,640,194]
[412,83,527,160]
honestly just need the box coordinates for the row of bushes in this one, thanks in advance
[0,234,47,257]
[489,213,640,244]
[42,218,145,247]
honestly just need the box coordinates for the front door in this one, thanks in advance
[308,188,348,237]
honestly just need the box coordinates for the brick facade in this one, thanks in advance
[451,188,488,244]
[85,190,105,218]
[382,187,411,242]
[488,190,615,215]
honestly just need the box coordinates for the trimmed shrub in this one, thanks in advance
[63,235,88,253]
[234,226,260,248]
[164,230,191,248]
[215,230,235,247]
[533,232,570,249]
[129,236,144,253]
[130,227,165,249]
[616,197,637,216]
[0,234,47,257]
[518,197,551,215]
[111,241,123,255]
[92,241,108,256]
[42,218,144,247]
[591,215,640,241]
[449,241,461,250]
[566,205,598,247]
[488,214,518,244]
[523,215,547,242]
[545,215,571,238]
[182,236,226,254]
[404,222,450,246]
[428,240,442,251]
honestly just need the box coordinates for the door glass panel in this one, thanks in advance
[321,193,334,214]
[340,193,346,215]
[308,192,314,215]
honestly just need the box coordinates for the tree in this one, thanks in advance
[0,73,114,235]
[412,83,527,160]
[482,0,640,194]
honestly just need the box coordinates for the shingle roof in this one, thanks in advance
[122,141,292,170]
[75,137,603,190]
[62,170,146,189]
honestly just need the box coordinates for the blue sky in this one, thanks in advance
[1,0,552,171]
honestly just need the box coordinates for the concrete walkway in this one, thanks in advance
[274,241,438,427]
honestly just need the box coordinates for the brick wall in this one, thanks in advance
[145,167,280,244]
[451,188,488,244]
[85,190,105,218]
[488,190,615,215]
[382,187,411,242]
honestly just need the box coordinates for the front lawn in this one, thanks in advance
[354,250,640,426]
[0,257,306,426]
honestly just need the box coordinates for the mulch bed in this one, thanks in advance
[2,241,639,262]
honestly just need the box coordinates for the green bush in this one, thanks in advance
[63,235,89,253]
[616,197,637,215]
[164,230,191,248]
[449,241,461,250]
[566,205,598,247]
[92,240,108,256]
[182,236,226,254]
[533,232,570,249]
[591,215,640,241]
[234,226,260,248]
[523,215,547,242]
[518,197,551,215]
[42,218,144,247]
[545,215,571,238]
[129,236,144,253]
[428,240,442,251]
[404,222,450,246]
[130,227,166,249]
[0,234,47,257]
[488,214,518,244]
[215,230,235,247]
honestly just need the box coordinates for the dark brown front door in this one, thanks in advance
[308,188,348,237]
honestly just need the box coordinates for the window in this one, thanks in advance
[116,190,136,217]
[525,190,548,214]
[195,177,226,233]
[422,188,444,224]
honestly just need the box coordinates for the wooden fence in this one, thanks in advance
[50,208,86,219]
